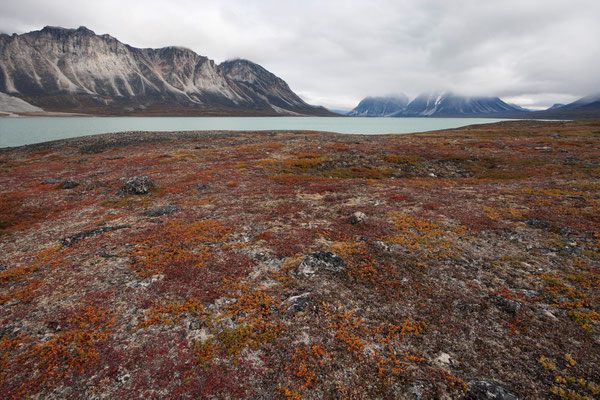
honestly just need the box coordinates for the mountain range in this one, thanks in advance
[349,93,525,117]
[0,26,332,116]
[1,26,598,119]
[348,93,600,119]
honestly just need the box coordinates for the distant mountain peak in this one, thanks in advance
[348,94,409,117]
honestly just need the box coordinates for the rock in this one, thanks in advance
[348,211,367,225]
[541,309,558,321]
[119,176,155,195]
[298,251,347,277]
[524,219,552,229]
[0,263,7,273]
[47,320,61,332]
[435,352,454,367]
[60,181,80,189]
[42,177,63,185]
[282,293,315,314]
[62,225,131,246]
[188,183,211,193]
[408,382,425,400]
[491,296,522,314]
[126,274,163,289]
[514,289,539,299]
[144,205,179,217]
[189,320,207,330]
[467,381,519,400]
[97,252,117,259]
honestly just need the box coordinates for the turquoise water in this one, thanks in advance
[0,116,506,148]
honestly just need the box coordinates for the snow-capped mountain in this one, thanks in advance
[394,92,525,117]
[0,26,331,116]
[347,95,409,117]
[349,92,527,117]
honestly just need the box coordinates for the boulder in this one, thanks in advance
[467,381,519,400]
[42,177,63,185]
[298,251,347,277]
[282,293,315,314]
[144,205,179,217]
[119,176,155,195]
[524,219,552,229]
[349,211,367,225]
[60,181,80,189]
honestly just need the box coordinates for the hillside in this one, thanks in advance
[0,121,599,398]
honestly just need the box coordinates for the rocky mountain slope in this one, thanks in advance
[350,92,527,117]
[0,26,331,116]
[347,95,409,117]
[0,92,44,115]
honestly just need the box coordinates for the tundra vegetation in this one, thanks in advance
[0,120,599,399]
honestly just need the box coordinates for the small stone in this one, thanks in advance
[118,176,155,195]
[298,251,347,277]
[62,225,131,246]
[189,320,206,330]
[514,289,539,299]
[468,381,519,400]
[42,177,63,185]
[492,296,522,314]
[349,211,367,225]
[435,352,453,366]
[408,382,425,400]
[47,320,61,332]
[144,205,179,217]
[524,219,552,229]
[542,309,558,321]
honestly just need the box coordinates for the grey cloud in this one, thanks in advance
[1,0,599,109]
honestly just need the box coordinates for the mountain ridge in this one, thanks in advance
[0,26,333,116]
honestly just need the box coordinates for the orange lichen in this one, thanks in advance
[129,219,231,277]
[138,298,204,328]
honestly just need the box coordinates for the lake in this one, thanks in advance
[0,116,507,148]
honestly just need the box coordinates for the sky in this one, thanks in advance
[1,0,599,110]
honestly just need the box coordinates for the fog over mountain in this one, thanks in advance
[1,0,598,110]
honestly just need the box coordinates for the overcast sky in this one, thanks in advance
[1,0,599,110]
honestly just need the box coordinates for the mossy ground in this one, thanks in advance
[0,120,599,399]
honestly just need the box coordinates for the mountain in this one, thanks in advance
[547,103,565,111]
[347,95,409,117]
[348,92,527,118]
[0,26,332,116]
[219,59,329,115]
[393,92,526,117]
[525,94,600,120]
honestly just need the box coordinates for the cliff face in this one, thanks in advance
[0,26,331,115]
